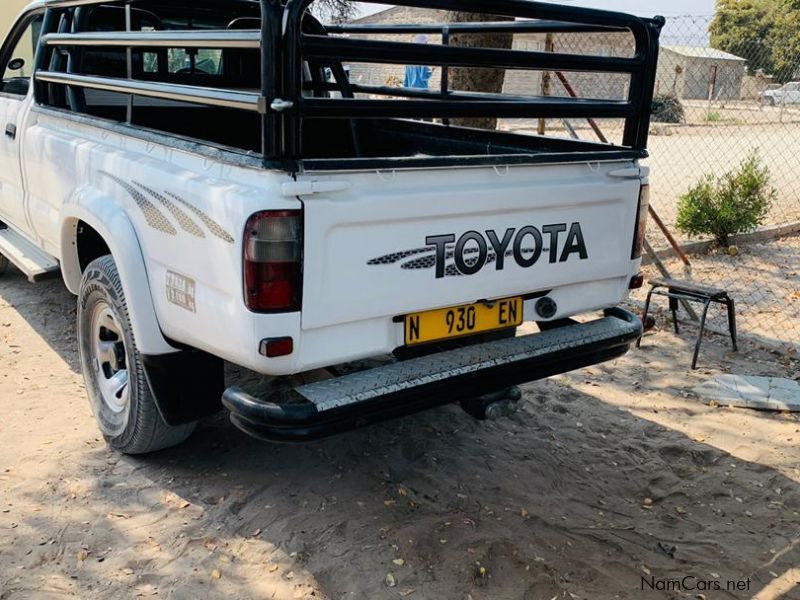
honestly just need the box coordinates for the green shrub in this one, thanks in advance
[704,111,722,122]
[651,94,685,123]
[676,152,775,248]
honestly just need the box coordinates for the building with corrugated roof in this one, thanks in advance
[656,45,747,100]
[1,0,29,38]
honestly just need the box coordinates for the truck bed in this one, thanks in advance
[80,102,640,171]
[299,118,641,171]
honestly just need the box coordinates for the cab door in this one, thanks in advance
[0,10,43,235]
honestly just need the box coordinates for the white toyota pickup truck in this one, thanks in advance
[0,0,662,452]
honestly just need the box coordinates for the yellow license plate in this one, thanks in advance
[405,297,523,346]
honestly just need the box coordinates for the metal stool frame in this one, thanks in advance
[637,280,738,369]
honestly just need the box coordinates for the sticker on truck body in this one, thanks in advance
[166,271,196,313]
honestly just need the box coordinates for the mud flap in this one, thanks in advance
[142,351,224,425]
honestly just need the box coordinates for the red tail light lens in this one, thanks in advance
[244,210,302,312]
[259,337,294,358]
[631,184,650,260]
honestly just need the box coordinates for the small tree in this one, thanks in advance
[676,152,775,248]
[312,0,357,24]
[710,0,800,83]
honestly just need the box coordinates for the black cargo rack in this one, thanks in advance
[36,0,664,171]
[282,0,664,161]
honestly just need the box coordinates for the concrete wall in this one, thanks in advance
[741,74,776,100]
[1,1,30,38]
[655,48,686,97]
[683,57,745,101]
[655,48,746,100]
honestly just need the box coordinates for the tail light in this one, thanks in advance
[631,184,650,259]
[244,210,302,312]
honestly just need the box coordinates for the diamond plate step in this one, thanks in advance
[296,312,641,413]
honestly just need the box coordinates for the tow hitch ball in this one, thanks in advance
[460,386,522,421]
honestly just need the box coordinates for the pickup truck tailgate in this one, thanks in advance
[299,161,642,330]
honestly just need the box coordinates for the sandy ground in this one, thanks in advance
[1,267,800,600]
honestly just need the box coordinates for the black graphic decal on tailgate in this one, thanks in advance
[367,224,588,279]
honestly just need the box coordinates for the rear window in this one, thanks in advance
[39,1,262,151]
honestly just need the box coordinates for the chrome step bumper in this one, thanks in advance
[222,307,642,442]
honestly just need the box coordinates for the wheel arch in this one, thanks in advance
[59,187,178,356]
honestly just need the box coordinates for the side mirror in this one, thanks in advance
[7,58,25,72]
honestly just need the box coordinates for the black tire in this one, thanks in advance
[0,254,8,277]
[78,255,195,454]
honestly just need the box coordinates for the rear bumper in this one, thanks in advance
[222,307,642,442]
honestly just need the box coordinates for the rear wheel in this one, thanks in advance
[78,255,195,454]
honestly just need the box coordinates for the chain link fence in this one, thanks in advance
[505,15,800,352]
[644,16,799,352]
[343,9,800,351]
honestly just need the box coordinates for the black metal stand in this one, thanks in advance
[637,278,738,369]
